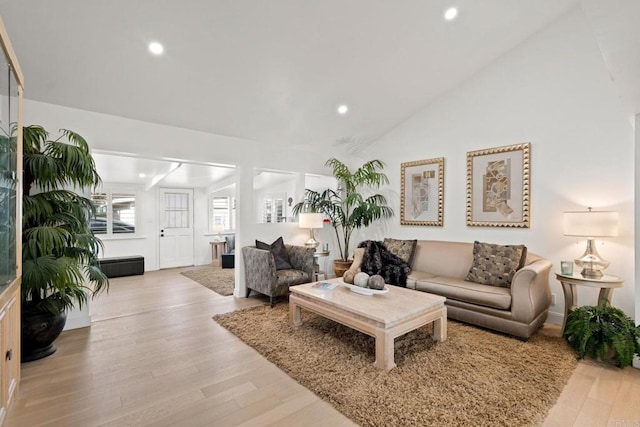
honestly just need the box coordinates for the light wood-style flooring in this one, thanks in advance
[6,268,640,426]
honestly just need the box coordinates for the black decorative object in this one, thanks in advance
[358,240,410,287]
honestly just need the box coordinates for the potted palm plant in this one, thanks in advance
[564,304,640,368]
[21,125,109,362]
[293,158,393,277]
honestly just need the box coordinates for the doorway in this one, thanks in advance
[159,188,194,268]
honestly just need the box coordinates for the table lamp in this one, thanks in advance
[563,207,619,278]
[298,213,323,248]
[213,223,224,241]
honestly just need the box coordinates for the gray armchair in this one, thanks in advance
[242,244,315,307]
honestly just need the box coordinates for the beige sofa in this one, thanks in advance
[407,240,552,339]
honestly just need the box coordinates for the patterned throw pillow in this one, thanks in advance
[465,241,527,288]
[256,237,293,270]
[383,238,418,265]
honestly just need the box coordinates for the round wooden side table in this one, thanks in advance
[555,272,623,334]
[313,251,330,280]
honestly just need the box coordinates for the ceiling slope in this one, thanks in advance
[580,0,640,117]
[2,0,592,146]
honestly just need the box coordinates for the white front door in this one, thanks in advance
[159,188,194,269]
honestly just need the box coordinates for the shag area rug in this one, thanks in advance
[213,304,578,427]
[181,267,235,296]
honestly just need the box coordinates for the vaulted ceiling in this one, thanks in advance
[1,0,638,150]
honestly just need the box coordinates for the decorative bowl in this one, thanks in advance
[339,279,389,296]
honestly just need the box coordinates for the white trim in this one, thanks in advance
[546,311,563,326]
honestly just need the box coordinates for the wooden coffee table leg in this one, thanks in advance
[290,299,303,327]
[374,329,396,371]
[433,308,447,342]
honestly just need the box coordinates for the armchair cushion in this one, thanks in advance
[242,244,315,306]
[256,236,292,270]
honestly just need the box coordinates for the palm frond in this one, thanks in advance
[22,125,109,315]
[294,158,394,260]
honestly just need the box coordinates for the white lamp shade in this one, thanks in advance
[298,213,324,229]
[563,211,619,237]
[213,224,224,233]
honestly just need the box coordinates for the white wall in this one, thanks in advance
[194,187,211,266]
[371,8,635,321]
[255,176,297,223]
[96,184,160,269]
[23,99,345,297]
[633,114,640,368]
[24,8,635,323]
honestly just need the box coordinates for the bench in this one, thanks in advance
[98,256,145,278]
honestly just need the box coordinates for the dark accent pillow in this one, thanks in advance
[465,241,527,288]
[256,237,293,270]
[383,238,418,266]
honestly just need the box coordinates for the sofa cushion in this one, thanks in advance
[412,240,475,280]
[406,270,438,289]
[384,238,418,265]
[465,241,526,288]
[256,237,293,270]
[415,276,512,310]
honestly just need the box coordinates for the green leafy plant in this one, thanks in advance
[293,158,393,261]
[22,125,108,315]
[564,304,640,368]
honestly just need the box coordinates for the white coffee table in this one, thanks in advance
[289,279,447,370]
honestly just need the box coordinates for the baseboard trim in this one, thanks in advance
[546,311,563,326]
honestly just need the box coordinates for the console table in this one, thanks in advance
[555,272,623,333]
[209,241,226,267]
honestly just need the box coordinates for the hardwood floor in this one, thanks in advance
[6,268,640,426]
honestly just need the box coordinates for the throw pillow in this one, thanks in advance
[465,241,527,288]
[255,237,293,270]
[383,238,418,266]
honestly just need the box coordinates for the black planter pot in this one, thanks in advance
[21,310,67,362]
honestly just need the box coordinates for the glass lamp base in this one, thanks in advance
[575,238,609,279]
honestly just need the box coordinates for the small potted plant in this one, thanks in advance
[564,304,640,368]
[293,158,393,277]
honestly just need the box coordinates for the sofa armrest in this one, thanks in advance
[286,245,316,279]
[510,259,552,323]
[242,246,277,294]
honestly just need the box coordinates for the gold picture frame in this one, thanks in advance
[400,157,444,226]
[466,142,530,228]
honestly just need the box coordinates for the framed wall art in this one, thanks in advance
[466,142,530,228]
[400,157,444,226]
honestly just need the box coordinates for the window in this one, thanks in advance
[90,191,136,235]
[163,192,189,229]
[262,194,285,223]
[210,196,236,231]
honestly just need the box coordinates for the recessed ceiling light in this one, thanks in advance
[444,7,458,21]
[337,105,349,115]
[138,173,146,178]
[148,42,164,55]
